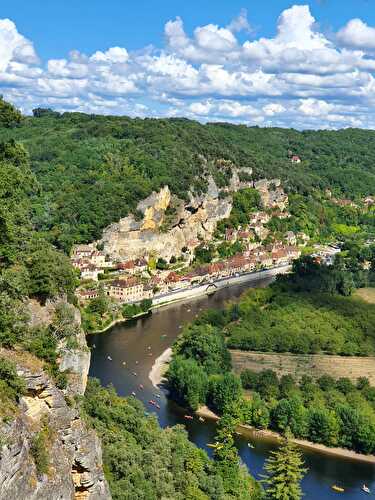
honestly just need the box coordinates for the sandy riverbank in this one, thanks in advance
[149,348,172,387]
[196,406,375,464]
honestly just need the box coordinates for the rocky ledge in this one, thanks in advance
[0,299,111,500]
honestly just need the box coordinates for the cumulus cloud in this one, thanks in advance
[337,19,375,50]
[0,18,38,72]
[2,5,375,128]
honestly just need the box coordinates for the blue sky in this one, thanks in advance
[1,1,375,128]
[2,0,374,59]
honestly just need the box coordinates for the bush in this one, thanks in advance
[0,357,26,401]
[30,426,50,474]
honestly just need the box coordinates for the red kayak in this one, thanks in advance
[184,415,194,420]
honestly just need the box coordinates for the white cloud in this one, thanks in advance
[227,9,252,34]
[194,24,237,52]
[337,19,375,50]
[0,18,38,72]
[2,6,375,129]
[91,46,129,64]
[263,103,286,116]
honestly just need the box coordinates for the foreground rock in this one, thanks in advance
[0,299,111,500]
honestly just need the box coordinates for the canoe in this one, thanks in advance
[332,485,345,493]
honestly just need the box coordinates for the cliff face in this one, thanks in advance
[100,168,287,262]
[0,300,111,500]
[100,169,257,261]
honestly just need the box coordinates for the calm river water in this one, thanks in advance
[87,278,375,499]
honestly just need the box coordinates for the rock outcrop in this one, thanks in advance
[99,167,288,262]
[0,300,111,500]
[100,178,232,261]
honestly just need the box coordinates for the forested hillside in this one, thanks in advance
[0,98,262,500]
[1,104,375,250]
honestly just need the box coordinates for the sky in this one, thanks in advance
[2,0,375,129]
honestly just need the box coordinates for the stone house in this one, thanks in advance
[107,278,145,303]
[72,244,93,258]
[259,254,273,268]
[272,249,290,265]
[90,251,106,267]
[285,231,297,245]
[76,289,99,301]
[80,264,101,281]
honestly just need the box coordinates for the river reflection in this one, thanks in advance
[87,278,375,499]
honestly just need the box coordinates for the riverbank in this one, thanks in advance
[88,265,289,335]
[150,349,375,465]
[152,264,291,308]
[88,310,150,334]
[149,347,172,387]
[195,406,375,465]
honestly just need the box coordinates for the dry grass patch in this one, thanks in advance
[355,287,375,304]
[230,350,375,385]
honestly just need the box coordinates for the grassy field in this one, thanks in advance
[230,350,375,385]
[355,287,375,304]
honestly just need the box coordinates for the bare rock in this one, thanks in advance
[0,359,111,500]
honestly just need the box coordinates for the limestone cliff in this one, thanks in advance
[99,166,287,262]
[0,300,111,500]
[100,177,232,261]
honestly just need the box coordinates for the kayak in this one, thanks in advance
[362,485,370,494]
[184,415,194,420]
[332,485,345,493]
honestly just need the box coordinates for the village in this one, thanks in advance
[70,173,347,309]
[71,207,308,306]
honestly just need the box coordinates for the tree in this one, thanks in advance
[140,298,152,311]
[87,287,108,316]
[308,407,339,446]
[166,356,208,410]
[255,370,280,400]
[271,397,308,438]
[262,431,307,500]
[209,373,242,414]
[175,324,231,375]
[213,414,261,499]
[27,238,77,302]
[0,97,22,127]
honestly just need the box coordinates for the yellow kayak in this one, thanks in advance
[332,485,345,493]
[207,443,224,450]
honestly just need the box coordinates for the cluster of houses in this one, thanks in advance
[71,245,112,281]
[75,239,302,304]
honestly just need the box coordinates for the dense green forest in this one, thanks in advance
[1,103,375,250]
[226,289,375,355]
[83,379,261,500]
[192,254,375,356]
[241,369,375,454]
[166,311,375,454]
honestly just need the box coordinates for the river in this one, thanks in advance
[87,278,375,499]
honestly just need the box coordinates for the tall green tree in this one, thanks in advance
[262,431,307,500]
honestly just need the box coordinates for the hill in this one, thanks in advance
[1,105,375,250]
